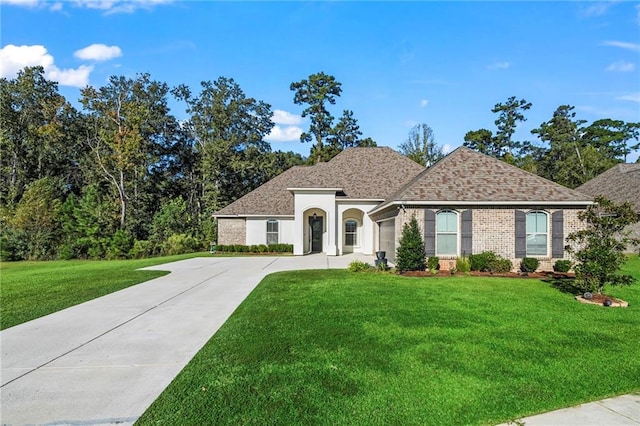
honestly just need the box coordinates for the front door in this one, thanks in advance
[309,216,323,253]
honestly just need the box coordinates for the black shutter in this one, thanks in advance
[552,210,564,258]
[461,209,473,257]
[515,210,526,258]
[424,210,436,257]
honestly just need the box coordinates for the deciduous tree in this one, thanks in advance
[400,123,445,167]
[566,197,639,294]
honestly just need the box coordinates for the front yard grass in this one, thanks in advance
[138,255,640,425]
[0,252,211,330]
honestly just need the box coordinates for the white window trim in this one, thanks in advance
[266,219,279,245]
[436,210,459,256]
[344,218,359,248]
[526,210,549,257]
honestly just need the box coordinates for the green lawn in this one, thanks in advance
[138,256,640,425]
[0,252,211,330]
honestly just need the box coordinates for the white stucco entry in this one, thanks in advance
[289,187,380,256]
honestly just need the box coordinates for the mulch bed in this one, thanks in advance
[575,294,629,307]
[399,270,573,279]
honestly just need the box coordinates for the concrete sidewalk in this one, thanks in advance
[498,393,640,425]
[0,254,371,425]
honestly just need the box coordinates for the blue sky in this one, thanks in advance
[1,0,639,161]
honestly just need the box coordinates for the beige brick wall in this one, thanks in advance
[624,221,640,253]
[393,206,587,272]
[395,208,425,247]
[217,218,246,245]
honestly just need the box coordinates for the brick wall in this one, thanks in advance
[624,221,640,253]
[217,218,246,245]
[394,206,586,272]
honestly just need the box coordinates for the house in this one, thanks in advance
[214,146,593,270]
[214,147,425,256]
[576,163,640,252]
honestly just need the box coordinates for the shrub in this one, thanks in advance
[488,257,513,273]
[107,229,133,259]
[427,256,439,272]
[268,244,293,253]
[553,259,573,273]
[469,251,498,272]
[348,260,372,272]
[456,256,471,273]
[520,257,540,273]
[130,240,153,259]
[396,216,426,272]
[162,233,200,256]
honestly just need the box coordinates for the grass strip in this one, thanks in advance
[138,256,640,425]
[0,252,211,329]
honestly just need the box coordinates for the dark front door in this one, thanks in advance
[310,216,323,253]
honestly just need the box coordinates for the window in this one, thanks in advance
[526,211,548,256]
[345,219,358,246]
[436,210,458,255]
[266,219,278,245]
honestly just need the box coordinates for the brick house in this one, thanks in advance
[214,146,593,270]
[577,163,640,253]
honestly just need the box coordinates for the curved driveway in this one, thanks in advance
[1,254,372,425]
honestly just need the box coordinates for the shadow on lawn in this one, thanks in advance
[542,276,582,295]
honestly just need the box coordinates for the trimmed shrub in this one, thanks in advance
[456,256,471,273]
[268,244,293,253]
[469,251,498,272]
[488,258,513,273]
[348,260,372,272]
[396,216,426,272]
[553,259,573,273]
[520,257,540,273]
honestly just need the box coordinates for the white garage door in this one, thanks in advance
[378,220,396,263]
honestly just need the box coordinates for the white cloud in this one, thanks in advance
[272,109,303,125]
[0,0,173,13]
[579,2,612,18]
[616,92,640,103]
[420,99,429,108]
[0,44,53,76]
[47,64,93,87]
[0,44,92,87]
[606,60,635,72]
[487,61,510,70]
[265,125,303,142]
[72,0,173,14]
[600,41,640,51]
[442,144,452,154]
[74,44,122,61]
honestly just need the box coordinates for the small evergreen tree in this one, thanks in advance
[566,196,639,294]
[396,215,426,272]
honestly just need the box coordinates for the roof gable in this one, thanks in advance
[214,147,425,216]
[374,147,593,211]
[577,163,640,212]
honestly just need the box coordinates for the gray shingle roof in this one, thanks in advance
[576,163,640,212]
[214,147,425,216]
[372,146,593,212]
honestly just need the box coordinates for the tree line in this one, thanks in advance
[400,97,639,185]
[0,68,373,260]
[1,68,638,261]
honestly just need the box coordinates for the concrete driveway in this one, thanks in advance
[0,254,372,425]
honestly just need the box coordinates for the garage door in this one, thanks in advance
[378,219,396,263]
